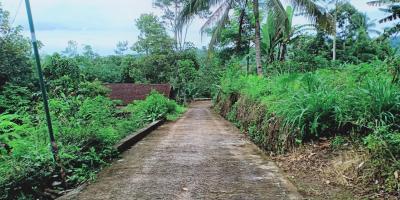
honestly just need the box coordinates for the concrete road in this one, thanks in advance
[69,101,301,200]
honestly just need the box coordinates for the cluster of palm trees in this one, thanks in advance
[178,0,400,76]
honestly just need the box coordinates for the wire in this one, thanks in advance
[11,0,24,26]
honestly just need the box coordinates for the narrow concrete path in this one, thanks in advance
[71,101,301,200]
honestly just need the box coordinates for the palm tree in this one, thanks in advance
[179,0,333,76]
[253,0,263,76]
[326,0,349,61]
[262,6,316,62]
[368,0,400,37]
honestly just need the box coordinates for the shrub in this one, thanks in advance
[125,91,185,122]
[0,84,32,114]
[0,91,185,199]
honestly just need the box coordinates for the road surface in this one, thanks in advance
[67,101,301,200]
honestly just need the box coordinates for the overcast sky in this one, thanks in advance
[0,0,392,55]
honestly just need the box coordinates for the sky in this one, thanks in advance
[0,0,393,55]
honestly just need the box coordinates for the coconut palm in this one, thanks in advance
[368,0,400,37]
[262,6,317,62]
[179,0,333,76]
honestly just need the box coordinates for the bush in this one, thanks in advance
[0,91,184,199]
[125,91,186,122]
[0,84,32,114]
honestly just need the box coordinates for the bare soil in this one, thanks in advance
[271,139,397,200]
[64,101,301,200]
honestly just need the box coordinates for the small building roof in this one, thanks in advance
[105,83,172,105]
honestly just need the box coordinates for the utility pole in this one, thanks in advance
[24,0,66,188]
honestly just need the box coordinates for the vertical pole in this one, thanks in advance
[24,0,66,188]
[332,0,337,61]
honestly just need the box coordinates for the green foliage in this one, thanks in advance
[80,55,125,83]
[43,54,80,81]
[0,114,31,144]
[217,61,400,193]
[331,135,346,149]
[77,81,110,98]
[0,6,32,87]
[223,63,400,140]
[194,56,224,98]
[132,14,174,55]
[171,59,198,102]
[362,126,400,192]
[0,91,184,199]
[125,91,185,122]
[0,84,32,114]
[43,54,81,97]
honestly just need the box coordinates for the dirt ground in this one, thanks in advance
[272,141,362,200]
[272,140,398,200]
[65,101,302,200]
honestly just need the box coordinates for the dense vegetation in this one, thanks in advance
[194,0,400,196]
[0,3,191,199]
[215,62,400,192]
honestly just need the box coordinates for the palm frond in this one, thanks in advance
[379,23,400,39]
[265,0,288,28]
[207,1,232,50]
[368,0,400,6]
[288,0,334,33]
[178,0,228,29]
[377,5,400,23]
[284,6,294,38]
[200,1,231,32]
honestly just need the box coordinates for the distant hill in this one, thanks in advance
[390,37,400,50]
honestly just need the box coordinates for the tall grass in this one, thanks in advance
[217,61,400,192]
[220,61,400,140]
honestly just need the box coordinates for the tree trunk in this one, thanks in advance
[253,0,263,76]
[280,43,287,61]
[174,1,179,50]
[236,0,248,53]
[332,1,337,61]
[276,43,281,61]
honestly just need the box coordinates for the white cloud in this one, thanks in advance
[0,0,395,55]
[1,0,209,54]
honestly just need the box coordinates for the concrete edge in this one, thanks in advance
[193,98,212,101]
[56,119,165,200]
[113,119,165,152]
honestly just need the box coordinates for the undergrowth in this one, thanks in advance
[215,61,400,194]
[0,91,184,200]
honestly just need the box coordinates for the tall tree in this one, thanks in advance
[253,0,263,76]
[132,14,174,55]
[0,4,32,87]
[62,40,79,57]
[115,41,129,55]
[82,45,98,60]
[154,0,188,50]
[326,0,349,61]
